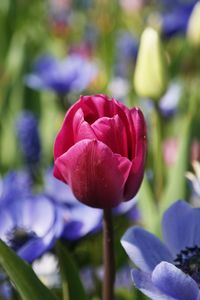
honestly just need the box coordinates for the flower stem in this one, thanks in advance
[103,208,115,300]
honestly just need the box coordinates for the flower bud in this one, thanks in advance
[134,27,168,100]
[187,2,200,47]
[54,94,147,209]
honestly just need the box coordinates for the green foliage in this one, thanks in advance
[0,239,57,300]
[56,241,88,300]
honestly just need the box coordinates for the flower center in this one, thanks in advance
[174,246,200,287]
[7,227,37,251]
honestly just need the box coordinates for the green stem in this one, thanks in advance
[152,104,164,201]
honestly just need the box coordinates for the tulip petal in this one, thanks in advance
[91,115,128,157]
[130,107,147,158]
[54,139,131,208]
[123,108,147,200]
[80,95,135,158]
[73,108,96,141]
[123,154,146,200]
[54,100,82,160]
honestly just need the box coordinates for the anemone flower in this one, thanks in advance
[121,200,200,300]
[0,171,63,263]
[25,54,98,94]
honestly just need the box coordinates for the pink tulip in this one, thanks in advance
[53,94,147,208]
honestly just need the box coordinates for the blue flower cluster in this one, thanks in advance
[25,54,98,94]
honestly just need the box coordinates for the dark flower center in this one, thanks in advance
[7,227,37,251]
[174,246,200,287]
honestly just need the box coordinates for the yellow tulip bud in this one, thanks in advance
[187,2,200,47]
[134,27,168,100]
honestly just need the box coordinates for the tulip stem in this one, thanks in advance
[103,208,115,300]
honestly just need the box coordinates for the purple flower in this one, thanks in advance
[0,172,63,263]
[16,111,41,166]
[25,54,98,94]
[121,200,200,299]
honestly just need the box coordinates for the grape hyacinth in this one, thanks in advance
[16,111,41,167]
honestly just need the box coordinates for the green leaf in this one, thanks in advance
[0,239,57,300]
[159,115,191,214]
[56,241,88,300]
[138,175,159,235]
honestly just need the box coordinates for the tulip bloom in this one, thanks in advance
[54,94,147,208]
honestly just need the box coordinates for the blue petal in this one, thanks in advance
[44,168,79,205]
[152,262,199,300]
[24,74,47,90]
[162,200,200,256]
[113,197,137,215]
[62,205,102,240]
[121,226,173,272]
[132,269,175,300]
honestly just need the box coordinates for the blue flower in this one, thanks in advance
[159,81,182,118]
[115,31,138,78]
[25,54,98,94]
[16,111,41,166]
[161,0,198,37]
[0,171,63,263]
[0,171,32,206]
[121,200,200,299]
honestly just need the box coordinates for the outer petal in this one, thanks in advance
[54,99,82,160]
[130,108,147,159]
[121,226,173,272]
[123,108,147,200]
[54,101,97,160]
[162,200,200,257]
[152,262,199,300]
[54,139,131,208]
[132,269,175,300]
